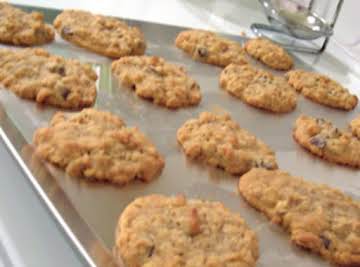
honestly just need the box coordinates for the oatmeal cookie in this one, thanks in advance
[0,3,54,46]
[175,30,248,67]
[286,69,358,110]
[33,109,164,184]
[244,38,293,70]
[293,115,360,167]
[177,111,277,175]
[112,56,201,108]
[114,194,259,267]
[0,48,97,109]
[220,64,297,113]
[239,168,360,267]
[53,10,146,58]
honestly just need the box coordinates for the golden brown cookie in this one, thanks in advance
[175,30,248,67]
[220,64,297,113]
[177,111,278,175]
[112,56,201,109]
[33,109,164,184]
[53,10,146,58]
[293,115,360,167]
[244,38,293,70]
[114,194,259,267]
[350,115,360,139]
[0,48,97,109]
[239,168,360,267]
[0,3,54,46]
[286,69,358,110]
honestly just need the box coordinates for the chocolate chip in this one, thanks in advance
[330,127,341,138]
[309,136,326,149]
[148,245,155,257]
[50,65,66,76]
[62,26,73,36]
[254,159,274,170]
[61,88,70,100]
[131,84,136,90]
[320,235,331,249]
[197,47,208,58]
[57,66,66,76]
[191,82,199,90]
[316,118,326,125]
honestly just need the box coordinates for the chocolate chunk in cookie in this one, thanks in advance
[175,30,248,67]
[220,64,297,113]
[177,111,278,175]
[293,115,360,167]
[54,10,146,58]
[0,48,97,109]
[239,168,360,267]
[33,109,164,184]
[114,194,259,267]
[286,69,358,110]
[112,56,201,109]
[0,3,54,46]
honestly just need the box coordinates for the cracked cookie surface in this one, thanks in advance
[244,38,293,70]
[53,9,146,58]
[286,69,358,110]
[220,64,297,113]
[33,109,164,184]
[177,111,277,175]
[175,30,248,67]
[0,3,54,46]
[114,194,259,267]
[293,115,360,167]
[112,56,201,108]
[0,48,97,109]
[239,168,360,267]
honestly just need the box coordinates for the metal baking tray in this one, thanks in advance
[1,4,360,267]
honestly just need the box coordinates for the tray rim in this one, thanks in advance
[0,104,112,267]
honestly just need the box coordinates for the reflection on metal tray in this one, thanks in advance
[0,4,360,267]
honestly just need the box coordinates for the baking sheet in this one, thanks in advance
[1,4,360,267]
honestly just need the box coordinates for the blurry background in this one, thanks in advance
[10,0,360,60]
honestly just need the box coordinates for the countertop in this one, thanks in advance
[1,1,360,266]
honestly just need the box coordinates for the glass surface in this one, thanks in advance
[258,0,338,39]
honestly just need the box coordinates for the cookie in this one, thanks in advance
[0,48,97,109]
[350,115,360,139]
[244,38,293,70]
[111,56,201,108]
[220,64,297,113]
[175,30,248,67]
[0,3,54,46]
[33,109,164,184]
[177,111,278,175]
[293,115,360,167]
[114,194,259,267]
[286,69,358,110]
[53,10,146,58]
[239,168,360,266]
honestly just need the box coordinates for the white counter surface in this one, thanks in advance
[1,1,360,266]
